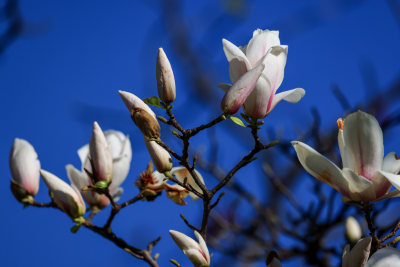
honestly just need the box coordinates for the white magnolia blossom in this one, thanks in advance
[342,237,371,267]
[40,169,86,219]
[67,130,132,207]
[366,247,400,267]
[221,29,305,118]
[169,230,210,267]
[9,138,40,196]
[292,111,400,202]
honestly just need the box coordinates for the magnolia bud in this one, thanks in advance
[221,64,264,115]
[40,169,86,219]
[9,138,40,198]
[345,216,362,245]
[145,140,172,173]
[131,108,161,139]
[171,167,205,200]
[89,122,113,182]
[118,90,156,118]
[169,230,210,267]
[342,237,371,267]
[156,48,176,103]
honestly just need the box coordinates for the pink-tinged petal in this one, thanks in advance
[366,247,400,267]
[378,170,400,191]
[342,111,383,180]
[382,152,400,175]
[291,141,350,196]
[229,56,250,82]
[246,29,281,67]
[267,88,305,115]
[194,231,210,264]
[217,83,232,93]
[9,138,40,196]
[145,140,172,173]
[243,74,271,118]
[342,237,371,267]
[171,167,205,200]
[89,122,113,182]
[221,64,265,115]
[118,90,156,119]
[222,38,250,63]
[338,129,356,170]
[370,171,392,200]
[341,168,375,202]
[41,169,86,219]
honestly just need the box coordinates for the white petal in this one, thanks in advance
[291,141,350,196]
[171,167,205,200]
[341,168,375,202]
[145,140,172,173]
[342,111,383,180]
[89,122,113,182]
[243,74,271,119]
[338,129,355,170]
[217,83,232,93]
[222,38,249,63]
[261,45,288,94]
[169,230,202,252]
[366,247,400,267]
[383,152,400,175]
[41,169,86,218]
[194,231,210,264]
[343,237,371,267]
[118,90,156,119]
[378,171,400,191]
[111,187,123,202]
[267,88,305,115]
[246,30,281,67]
[77,144,89,165]
[9,138,40,196]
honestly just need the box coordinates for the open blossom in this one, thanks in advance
[221,29,305,118]
[292,111,400,202]
[9,138,40,199]
[89,122,113,182]
[67,130,132,208]
[169,230,210,267]
[40,169,86,219]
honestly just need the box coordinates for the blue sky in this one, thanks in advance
[2,0,400,266]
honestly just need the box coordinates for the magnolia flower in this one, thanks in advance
[292,111,400,202]
[221,29,305,119]
[67,130,132,207]
[156,47,176,103]
[40,169,86,219]
[342,237,371,267]
[89,122,113,182]
[366,247,400,267]
[145,140,172,173]
[221,63,264,114]
[9,138,40,199]
[169,230,210,267]
[345,216,362,245]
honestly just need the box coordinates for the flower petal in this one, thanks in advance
[171,167,205,200]
[341,168,375,202]
[342,111,383,180]
[221,63,265,115]
[118,90,156,119]
[262,45,288,95]
[246,29,281,67]
[243,74,271,119]
[366,247,400,267]
[194,231,210,264]
[291,141,350,196]
[382,152,400,175]
[222,38,250,64]
[267,88,305,115]
[378,170,400,191]
[343,237,371,267]
[217,83,232,93]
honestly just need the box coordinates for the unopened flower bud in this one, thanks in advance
[40,169,86,219]
[131,108,161,139]
[342,237,371,267]
[169,230,210,267]
[345,216,362,245]
[156,48,176,103]
[89,122,113,182]
[145,140,172,173]
[118,90,156,118]
[221,64,264,115]
[9,138,40,198]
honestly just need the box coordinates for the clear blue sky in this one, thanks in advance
[2,0,400,266]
